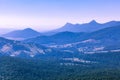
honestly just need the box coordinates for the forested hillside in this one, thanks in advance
[1,52,120,80]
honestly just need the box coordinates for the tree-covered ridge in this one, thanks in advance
[0,52,120,80]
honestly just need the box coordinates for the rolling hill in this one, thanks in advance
[25,25,120,52]
[2,28,41,40]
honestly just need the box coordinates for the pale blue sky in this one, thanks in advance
[0,0,120,31]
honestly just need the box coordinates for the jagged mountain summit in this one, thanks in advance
[44,20,120,35]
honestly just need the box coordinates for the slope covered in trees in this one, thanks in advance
[0,52,120,80]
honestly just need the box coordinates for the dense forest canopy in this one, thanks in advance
[0,52,120,80]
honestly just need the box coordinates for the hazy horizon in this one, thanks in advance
[0,0,120,31]
[0,20,119,33]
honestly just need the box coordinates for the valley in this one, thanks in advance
[0,0,120,80]
[0,21,120,80]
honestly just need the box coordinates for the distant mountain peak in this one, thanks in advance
[23,28,35,31]
[89,20,98,24]
[2,28,41,39]
[64,23,73,26]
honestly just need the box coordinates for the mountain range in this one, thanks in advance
[25,25,120,53]
[44,20,120,35]
[2,20,120,40]
[25,25,120,44]
[0,20,120,57]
